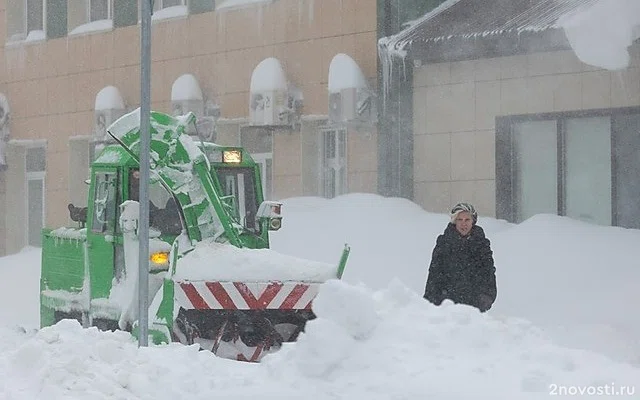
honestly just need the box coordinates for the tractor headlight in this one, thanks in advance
[150,252,169,270]
[222,150,242,163]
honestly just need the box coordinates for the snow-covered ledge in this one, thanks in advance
[216,0,273,12]
[69,19,114,37]
[151,5,188,23]
[5,30,46,47]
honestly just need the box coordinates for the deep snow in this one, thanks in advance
[0,193,638,399]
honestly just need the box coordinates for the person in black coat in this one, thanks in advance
[424,202,497,312]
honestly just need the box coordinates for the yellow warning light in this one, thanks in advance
[222,150,242,163]
[150,252,169,265]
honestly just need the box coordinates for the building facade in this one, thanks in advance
[0,0,380,256]
[382,0,640,229]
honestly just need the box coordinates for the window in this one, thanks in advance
[113,0,137,27]
[496,108,640,228]
[6,0,45,42]
[26,146,46,246]
[512,120,557,221]
[90,0,111,21]
[46,0,67,38]
[189,0,214,14]
[153,0,185,11]
[322,128,347,199]
[215,167,259,230]
[241,127,273,200]
[68,0,113,35]
[251,153,272,201]
[92,171,118,233]
[613,113,640,229]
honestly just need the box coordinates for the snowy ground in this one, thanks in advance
[0,193,638,399]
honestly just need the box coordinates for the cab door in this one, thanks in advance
[86,168,121,300]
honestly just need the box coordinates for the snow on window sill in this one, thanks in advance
[69,19,114,37]
[5,30,46,47]
[216,0,273,12]
[151,5,188,23]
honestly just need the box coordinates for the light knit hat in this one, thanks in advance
[450,202,477,224]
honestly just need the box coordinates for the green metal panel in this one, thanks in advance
[40,229,85,291]
[40,305,54,328]
[93,145,138,167]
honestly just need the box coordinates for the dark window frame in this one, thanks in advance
[496,106,640,226]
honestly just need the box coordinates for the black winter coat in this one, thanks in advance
[424,223,497,312]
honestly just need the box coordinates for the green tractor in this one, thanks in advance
[40,109,349,362]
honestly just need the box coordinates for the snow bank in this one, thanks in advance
[173,240,338,282]
[0,248,41,329]
[271,193,638,366]
[1,192,639,398]
[491,214,640,364]
[271,193,511,291]
[2,280,638,399]
[559,0,640,70]
[264,280,640,399]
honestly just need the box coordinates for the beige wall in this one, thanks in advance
[0,169,6,255]
[0,0,378,255]
[4,142,26,254]
[413,45,640,217]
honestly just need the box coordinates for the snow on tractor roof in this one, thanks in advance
[173,240,338,283]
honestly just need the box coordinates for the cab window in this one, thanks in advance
[216,167,259,230]
[128,170,182,236]
[92,172,119,233]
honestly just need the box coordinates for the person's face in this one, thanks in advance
[454,211,473,236]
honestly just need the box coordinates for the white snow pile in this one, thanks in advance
[559,0,640,70]
[1,193,639,398]
[0,279,637,399]
[216,0,272,11]
[173,239,338,282]
[265,279,639,399]
[69,19,113,36]
[151,5,188,21]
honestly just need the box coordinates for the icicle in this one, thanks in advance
[377,35,408,109]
